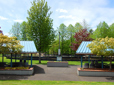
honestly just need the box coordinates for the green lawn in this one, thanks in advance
[0,80,114,85]
[32,60,114,65]
[0,54,114,65]
[0,56,93,65]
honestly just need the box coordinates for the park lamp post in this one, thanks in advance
[57,32,62,61]
[58,32,61,56]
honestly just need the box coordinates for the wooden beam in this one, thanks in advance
[81,56,83,68]
[101,55,103,69]
[88,55,90,63]
[11,53,12,67]
[31,53,32,67]
[76,53,94,55]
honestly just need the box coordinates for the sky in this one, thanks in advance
[0,0,114,36]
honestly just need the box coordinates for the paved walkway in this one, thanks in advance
[0,65,114,82]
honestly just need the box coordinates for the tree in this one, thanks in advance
[109,23,114,38]
[9,22,21,40]
[89,29,93,34]
[67,24,74,39]
[49,39,59,55]
[0,33,23,53]
[67,24,76,55]
[71,29,93,51]
[57,23,67,55]
[20,21,30,40]
[91,21,109,39]
[87,37,114,70]
[0,27,3,34]
[81,19,90,30]
[74,23,83,32]
[27,0,54,63]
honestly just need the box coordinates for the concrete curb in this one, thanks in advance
[0,67,34,75]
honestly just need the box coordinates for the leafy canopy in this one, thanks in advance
[91,21,109,39]
[27,0,54,52]
[9,22,21,40]
[87,37,114,56]
[71,29,93,51]
[0,33,23,53]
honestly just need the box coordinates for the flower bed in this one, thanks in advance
[0,67,34,75]
[4,67,29,70]
[77,68,114,77]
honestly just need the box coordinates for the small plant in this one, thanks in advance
[5,67,29,70]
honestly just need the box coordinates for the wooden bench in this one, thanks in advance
[47,61,68,67]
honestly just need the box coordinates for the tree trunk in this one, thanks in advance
[45,50,46,57]
[109,56,112,70]
[62,37,63,55]
[39,51,41,63]
[71,33,72,57]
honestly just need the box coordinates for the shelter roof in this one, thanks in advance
[20,41,37,53]
[76,41,93,55]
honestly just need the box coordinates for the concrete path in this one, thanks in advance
[0,65,114,82]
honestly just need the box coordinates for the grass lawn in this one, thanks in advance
[31,60,114,65]
[0,80,114,85]
[0,56,93,65]
[0,54,114,65]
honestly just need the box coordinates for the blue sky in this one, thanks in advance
[0,0,114,36]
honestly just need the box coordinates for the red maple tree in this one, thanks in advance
[0,27,3,34]
[71,28,93,51]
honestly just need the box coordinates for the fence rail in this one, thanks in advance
[6,56,114,61]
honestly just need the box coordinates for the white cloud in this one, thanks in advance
[62,19,83,27]
[58,15,75,19]
[56,9,68,13]
[0,16,8,20]
[53,0,112,30]
[60,0,113,30]
[14,19,24,23]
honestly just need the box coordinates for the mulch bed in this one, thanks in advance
[0,67,33,70]
[78,68,114,72]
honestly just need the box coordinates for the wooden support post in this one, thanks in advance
[101,55,103,69]
[88,55,90,64]
[15,53,16,62]
[11,53,12,67]
[2,53,3,62]
[31,53,32,67]
[81,56,83,68]
[28,53,29,65]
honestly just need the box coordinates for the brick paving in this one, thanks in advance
[0,65,114,82]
